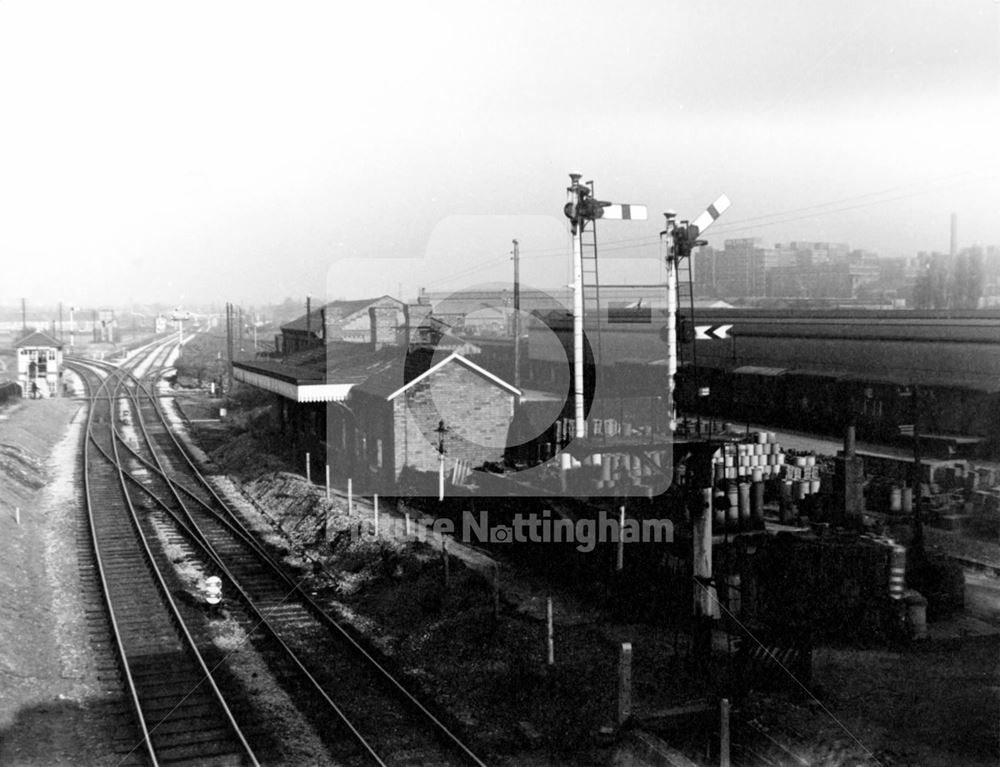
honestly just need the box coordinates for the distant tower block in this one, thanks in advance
[950,212,958,258]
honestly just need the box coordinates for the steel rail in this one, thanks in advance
[73,357,261,767]
[113,347,491,766]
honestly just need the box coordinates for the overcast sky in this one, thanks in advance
[1,0,997,307]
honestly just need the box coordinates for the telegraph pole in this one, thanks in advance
[912,385,925,552]
[512,238,521,390]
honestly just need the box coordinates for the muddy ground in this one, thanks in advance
[176,384,1000,766]
[1,378,996,766]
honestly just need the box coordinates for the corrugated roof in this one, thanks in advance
[235,343,404,386]
[233,359,323,385]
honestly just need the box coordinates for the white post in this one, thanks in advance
[305,452,311,483]
[439,453,445,502]
[546,596,555,665]
[347,478,353,515]
[695,486,716,617]
[405,512,412,537]
[572,212,586,440]
[666,242,678,432]
[325,464,330,500]
[373,494,379,536]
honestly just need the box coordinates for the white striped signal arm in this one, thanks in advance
[689,194,731,236]
[695,324,733,340]
[601,203,647,220]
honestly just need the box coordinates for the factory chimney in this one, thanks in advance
[950,213,958,258]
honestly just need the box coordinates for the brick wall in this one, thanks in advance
[393,360,515,476]
[369,306,399,350]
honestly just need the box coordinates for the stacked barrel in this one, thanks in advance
[709,434,782,532]
[557,447,671,496]
[781,451,822,500]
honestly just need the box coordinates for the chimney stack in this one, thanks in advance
[369,305,399,351]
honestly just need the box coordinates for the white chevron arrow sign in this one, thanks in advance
[695,324,732,340]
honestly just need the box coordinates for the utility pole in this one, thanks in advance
[226,302,233,377]
[911,385,925,553]
[58,302,63,343]
[512,238,521,390]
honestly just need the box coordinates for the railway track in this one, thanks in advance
[75,349,259,766]
[68,340,488,767]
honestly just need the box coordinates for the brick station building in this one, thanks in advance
[233,297,519,490]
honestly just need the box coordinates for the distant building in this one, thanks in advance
[92,309,119,343]
[279,296,407,355]
[766,262,880,300]
[695,238,783,298]
[14,330,63,398]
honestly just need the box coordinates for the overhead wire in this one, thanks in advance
[413,169,995,290]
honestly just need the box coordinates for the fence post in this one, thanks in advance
[442,539,450,588]
[719,698,730,767]
[493,564,501,620]
[616,504,626,571]
[546,597,555,666]
[618,642,632,726]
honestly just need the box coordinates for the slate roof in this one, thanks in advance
[14,330,63,349]
[354,349,520,401]
[281,296,403,334]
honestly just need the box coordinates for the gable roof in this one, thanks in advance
[14,330,63,349]
[385,352,521,401]
[353,350,520,402]
[281,295,404,334]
